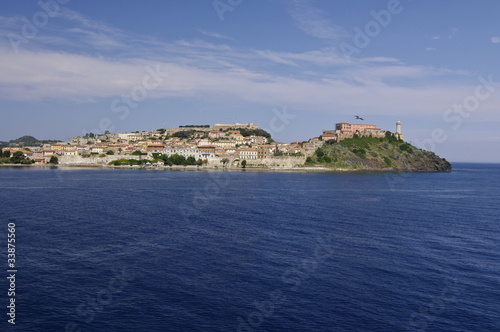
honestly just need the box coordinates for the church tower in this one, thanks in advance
[396,120,405,141]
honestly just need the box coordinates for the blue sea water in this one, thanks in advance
[0,163,499,332]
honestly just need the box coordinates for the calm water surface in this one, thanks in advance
[0,163,499,331]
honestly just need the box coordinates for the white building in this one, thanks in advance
[159,146,203,159]
[239,148,258,160]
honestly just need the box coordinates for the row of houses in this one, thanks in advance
[147,144,271,160]
[4,135,320,165]
[71,123,260,145]
[5,121,399,164]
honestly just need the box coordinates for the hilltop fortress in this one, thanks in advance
[322,121,404,142]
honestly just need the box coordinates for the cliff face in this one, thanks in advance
[308,136,452,172]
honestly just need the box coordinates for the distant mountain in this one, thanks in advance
[10,135,39,145]
[8,135,61,146]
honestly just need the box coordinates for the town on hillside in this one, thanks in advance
[0,121,404,166]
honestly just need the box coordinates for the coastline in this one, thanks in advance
[0,163,451,173]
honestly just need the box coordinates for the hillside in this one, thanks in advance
[8,136,61,146]
[306,133,451,172]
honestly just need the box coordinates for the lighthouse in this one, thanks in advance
[396,120,405,141]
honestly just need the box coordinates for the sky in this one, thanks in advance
[0,0,499,162]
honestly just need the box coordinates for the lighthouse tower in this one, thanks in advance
[395,120,405,141]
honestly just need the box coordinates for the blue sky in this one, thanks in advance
[1,0,500,162]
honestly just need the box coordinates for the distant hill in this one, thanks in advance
[307,133,451,172]
[8,135,61,146]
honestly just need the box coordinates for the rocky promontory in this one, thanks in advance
[305,134,452,172]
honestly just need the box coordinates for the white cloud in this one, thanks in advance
[432,36,440,40]
[0,10,497,120]
[491,37,500,44]
[1,44,496,120]
[426,47,436,51]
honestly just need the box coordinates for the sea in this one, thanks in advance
[0,163,499,332]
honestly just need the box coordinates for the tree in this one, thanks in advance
[170,153,186,165]
[241,160,247,168]
[132,150,143,156]
[106,150,114,155]
[10,151,25,163]
[2,150,10,158]
[48,156,59,164]
[221,158,229,166]
[316,148,325,157]
[236,128,272,139]
[173,130,195,139]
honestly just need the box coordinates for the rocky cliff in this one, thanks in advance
[307,135,452,172]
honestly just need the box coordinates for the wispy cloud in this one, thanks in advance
[176,39,232,51]
[198,29,235,41]
[67,28,125,49]
[2,42,494,120]
[57,8,122,37]
[449,28,458,39]
[491,37,500,44]
[0,15,22,29]
[0,10,496,120]
[287,0,347,42]
[426,47,436,51]
[432,36,440,40]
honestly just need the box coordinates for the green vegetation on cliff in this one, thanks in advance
[306,133,451,171]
